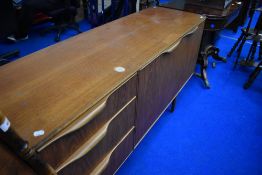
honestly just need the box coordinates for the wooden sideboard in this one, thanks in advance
[0,7,205,175]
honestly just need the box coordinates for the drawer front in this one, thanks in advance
[38,75,137,168]
[56,99,135,174]
[93,128,134,175]
[135,23,204,145]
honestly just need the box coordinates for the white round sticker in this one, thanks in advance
[114,67,126,73]
[0,117,10,132]
[33,130,45,137]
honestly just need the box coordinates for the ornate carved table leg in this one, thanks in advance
[205,45,227,63]
[195,45,226,89]
[195,52,210,88]
[170,98,176,113]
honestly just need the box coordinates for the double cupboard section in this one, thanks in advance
[135,22,204,145]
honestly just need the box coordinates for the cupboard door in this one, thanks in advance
[135,23,204,145]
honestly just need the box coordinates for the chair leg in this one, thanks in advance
[245,41,255,63]
[234,37,247,69]
[249,41,258,62]
[0,50,19,66]
[259,41,262,60]
[40,25,58,35]
[55,28,63,42]
[68,23,82,33]
[243,61,262,89]
[228,32,244,57]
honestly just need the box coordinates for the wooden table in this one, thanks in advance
[161,0,242,88]
[0,7,204,175]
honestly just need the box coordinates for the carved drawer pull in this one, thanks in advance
[184,26,199,37]
[38,99,107,151]
[163,26,199,54]
[56,122,109,172]
[90,127,135,175]
[163,39,182,54]
[56,97,136,172]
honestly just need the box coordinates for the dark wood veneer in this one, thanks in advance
[0,8,204,175]
[38,75,136,169]
[57,100,135,174]
[135,22,204,145]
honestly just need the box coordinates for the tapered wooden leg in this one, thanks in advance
[170,98,176,112]
[243,61,262,89]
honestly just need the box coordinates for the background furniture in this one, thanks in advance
[41,0,81,42]
[0,8,204,175]
[244,60,262,89]
[139,0,159,9]
[228,1,261,67]
[84,0,136,26]
[234,7,262,89]
[226,1,262,89]
[227,0,251,31]
[243,61,262,89]
[185,0,233,10]
[161,0,242,88]
[0,0,19,66]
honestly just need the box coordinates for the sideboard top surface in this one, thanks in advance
[0,7,204,147]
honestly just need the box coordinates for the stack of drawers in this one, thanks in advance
[38,76,137,175]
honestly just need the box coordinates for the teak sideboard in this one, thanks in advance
[0,7,205,175]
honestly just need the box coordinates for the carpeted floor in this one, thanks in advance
[0,7,261,175]
[0,21,92,61]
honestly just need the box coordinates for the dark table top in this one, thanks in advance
[0,0,16,39]
[160,0,242,18]
[160,0,243,31]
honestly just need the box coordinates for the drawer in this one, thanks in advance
[38,75,137,169]
[56,104,135,175]
[92,127,134,175]
[135,23,204,145]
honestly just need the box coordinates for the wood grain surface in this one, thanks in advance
[0,7,204,148]
[38,76,136,168]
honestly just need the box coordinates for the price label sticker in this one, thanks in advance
[0,118,10,132]
[33,130,45,137]
[114,67,126,73]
